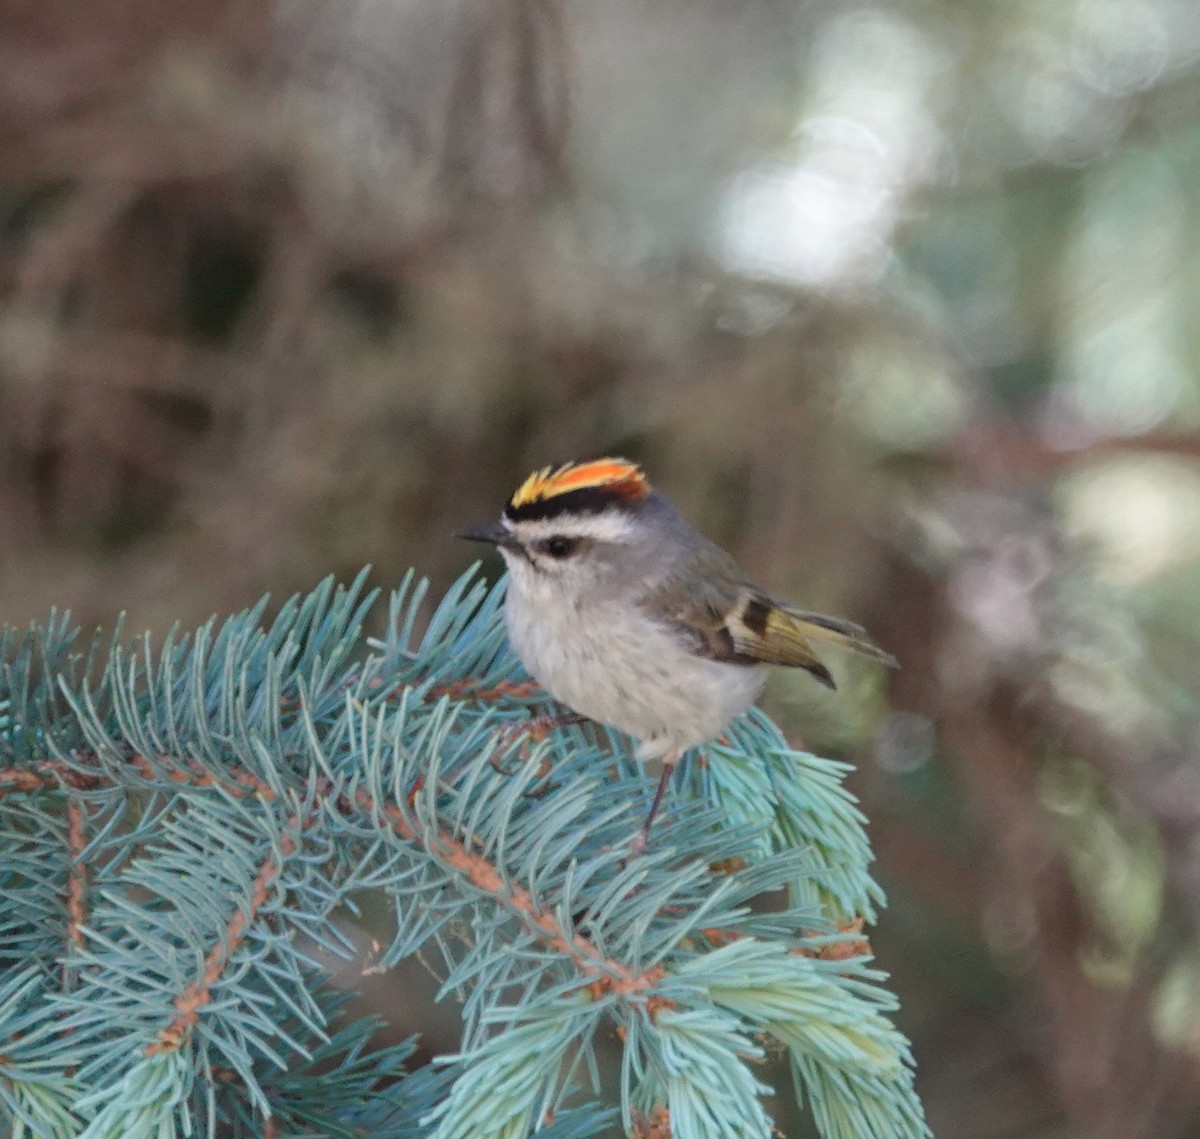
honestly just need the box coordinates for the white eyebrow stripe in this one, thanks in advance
[506,512,636,544]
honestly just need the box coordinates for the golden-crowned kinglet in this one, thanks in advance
[458,458,896,850]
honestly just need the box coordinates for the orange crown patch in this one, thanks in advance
[508,458,650,512]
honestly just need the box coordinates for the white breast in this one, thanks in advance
[504,580,766,758]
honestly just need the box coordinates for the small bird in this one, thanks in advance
[458,458,896,850]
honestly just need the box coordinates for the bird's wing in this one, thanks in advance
[645,550,897,692]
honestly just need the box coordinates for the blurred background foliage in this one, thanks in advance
[3,0,1200,1135]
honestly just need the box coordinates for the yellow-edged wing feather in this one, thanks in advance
[647,541,897,691]
[727,600,898,688]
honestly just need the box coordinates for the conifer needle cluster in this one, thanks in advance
[0,568,927,1139]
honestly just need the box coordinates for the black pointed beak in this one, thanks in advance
[455,521,514,548]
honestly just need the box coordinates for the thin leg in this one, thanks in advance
[628,751,679,857]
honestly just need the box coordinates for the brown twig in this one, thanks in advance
[129,752,275,800]
[361,676,540,707]
[632,1105,672,1138]
[700,918,872,963]
[345,785,670,1008]
[1,672,541,807]
[0,768,48,797]
[797,917,873,963]
[64,799,88,953]
[425,678,540,703]
[146,819,302,1056]
[0,761,105,798]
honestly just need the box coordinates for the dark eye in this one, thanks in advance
[541,536,580,559]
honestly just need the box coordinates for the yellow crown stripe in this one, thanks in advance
[509,458,648,509]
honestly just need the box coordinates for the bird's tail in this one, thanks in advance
[778,606,899,669]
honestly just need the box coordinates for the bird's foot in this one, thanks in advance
[625,828,649,860]
[488,711,589,787]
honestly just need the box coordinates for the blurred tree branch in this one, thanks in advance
[864,414,1200,1139]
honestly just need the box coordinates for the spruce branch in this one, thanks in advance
[0,566,927,1139]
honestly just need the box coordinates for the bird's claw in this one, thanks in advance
[487,711,587,792]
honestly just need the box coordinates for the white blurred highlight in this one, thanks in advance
[716,9,948,289]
